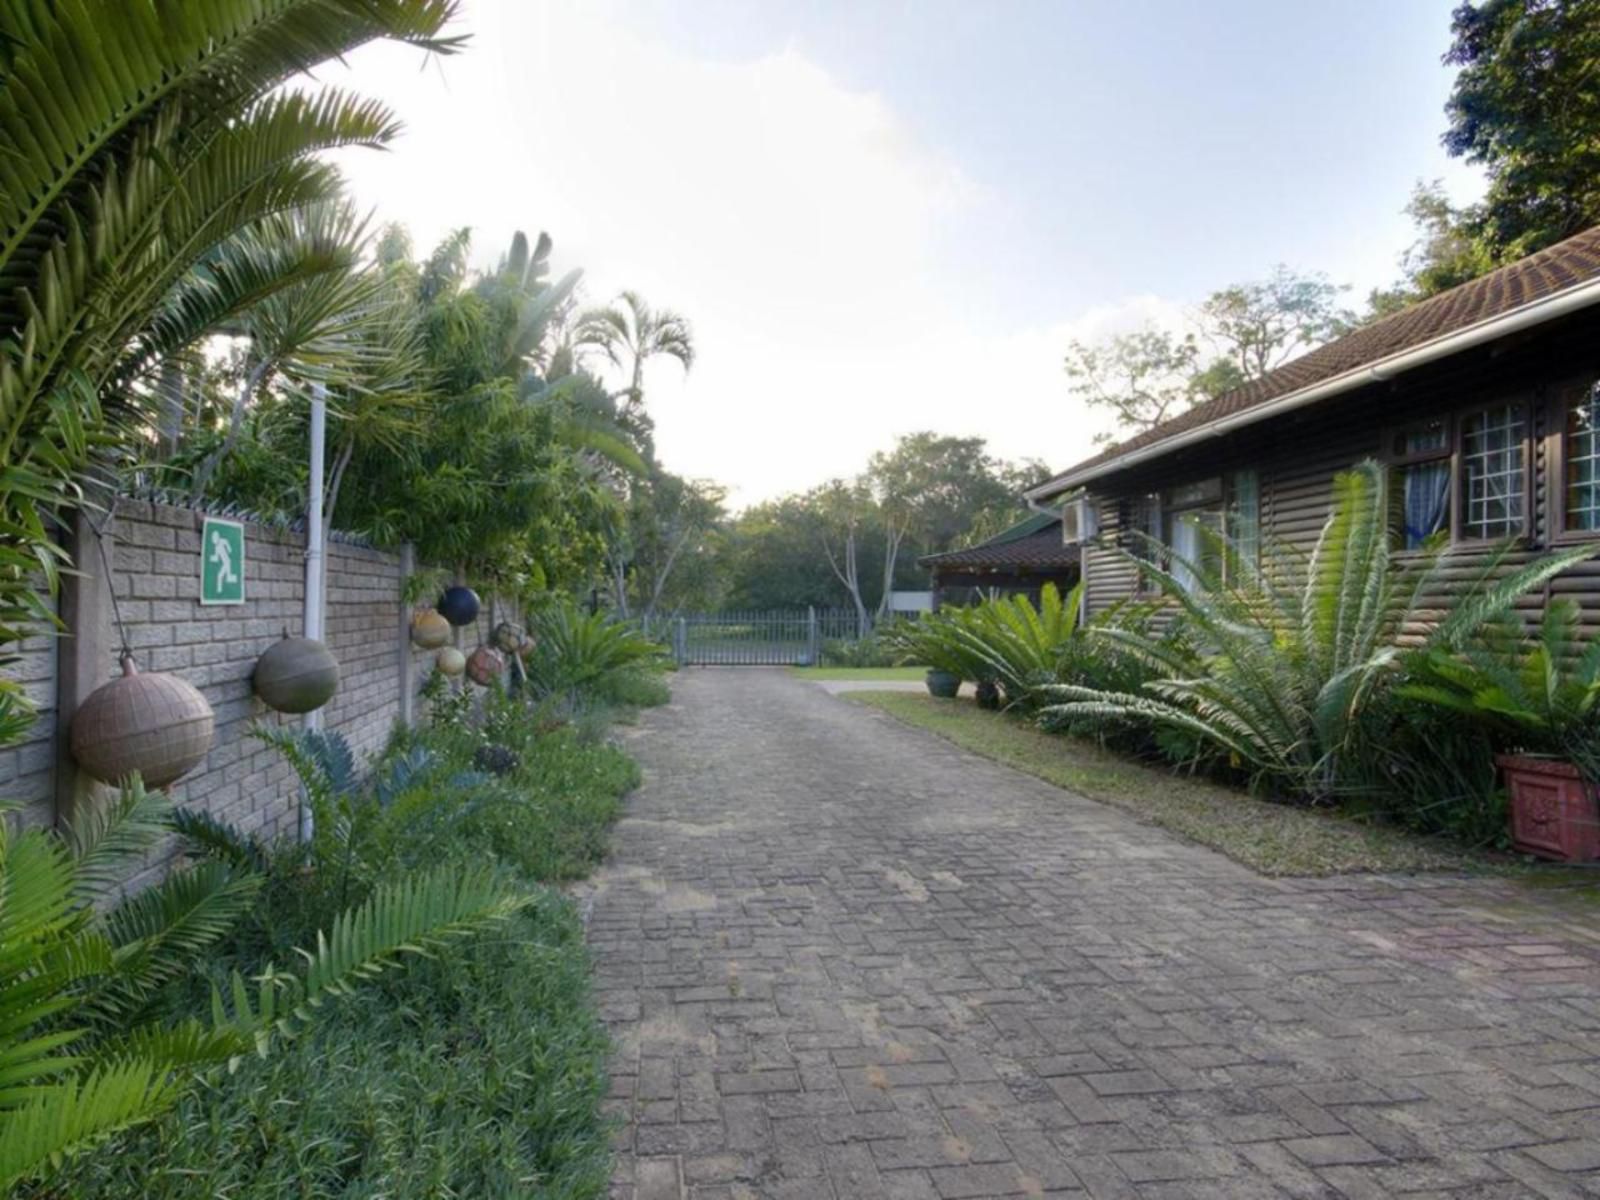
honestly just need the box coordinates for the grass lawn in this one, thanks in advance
[850,691,1482,877]
[790,665,927,681]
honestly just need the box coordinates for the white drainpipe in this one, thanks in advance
[300,382,327,841]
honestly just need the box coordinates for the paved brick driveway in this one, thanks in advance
[583,670,1600,1199]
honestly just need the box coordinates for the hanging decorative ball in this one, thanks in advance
[437,586,480,627]
[436,647,466,676]
[410,608,451,649]
[253,635,339,714]
[466,645,505,687]
[492,621,524,653]
[70,654,215,788]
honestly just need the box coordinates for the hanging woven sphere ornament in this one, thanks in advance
[253,635,339,714]
[410,608,451,649]
[492,622,525,653]
[437,586,480,627]
[70,654,214,788]
[436,647,466,676]
[466,645,505,687]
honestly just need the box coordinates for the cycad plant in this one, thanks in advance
[885,583,1088,707]
[1044,461,1598,800]
[0,777,525,1189]
[883,605,997,686]
[959,582,1086,705]
[1401,598,1600,780]
[526,602,667,701]
[0,0,461,731]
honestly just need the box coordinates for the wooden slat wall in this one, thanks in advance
[1078,306,1600,629]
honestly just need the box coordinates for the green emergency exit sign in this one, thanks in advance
[200,516,245,605]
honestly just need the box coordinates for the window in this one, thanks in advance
[1127,492,1161,591]
[1128,474,1257,594]
[1382,405,1531,547]
[1459,404,1528,539]
[1563,382,1600,534]
[1389,418,1450,550]
[1164,477,1224,593]
[1227,469,1261,573]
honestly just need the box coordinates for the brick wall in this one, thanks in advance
[0,627,56,828]
[0,498,505,875]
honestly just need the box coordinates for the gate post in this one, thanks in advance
[675,617,687,667]
[807,606,819,666]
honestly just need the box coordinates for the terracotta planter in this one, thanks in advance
[1497,754,1600,862]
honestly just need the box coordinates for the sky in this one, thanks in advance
[324,0,1484,508]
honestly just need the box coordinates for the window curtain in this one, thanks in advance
[1403,462,1449,549]
[1228,469,1260,575]
[1170,514,1202,593]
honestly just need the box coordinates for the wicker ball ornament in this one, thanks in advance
[410,609,451,649]
[437,586,480,627]
[253,636,339,714]
[466,645,504,686]
[70,654,214,788]
[492,622,523,653]
[436,647,466,676]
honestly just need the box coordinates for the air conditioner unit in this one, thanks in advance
[1061,495,1097,544]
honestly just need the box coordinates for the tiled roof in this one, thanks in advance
[1034,225,1600,495]
[920,520,1080,571]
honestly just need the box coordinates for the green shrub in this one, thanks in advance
[593,665,673,709]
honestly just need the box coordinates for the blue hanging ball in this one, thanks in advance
[438,586,481,627]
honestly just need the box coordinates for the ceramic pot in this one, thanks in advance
[466,645,505,686]
[1498,754,1600,862]
[253,636,339,714]
[70,654,214,787]
[438,586,480,627]
[410,609,451,649]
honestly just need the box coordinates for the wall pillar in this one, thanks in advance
[54,507,115,828]
[397,543,415,727]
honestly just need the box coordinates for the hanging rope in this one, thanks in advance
[85,497,133,662]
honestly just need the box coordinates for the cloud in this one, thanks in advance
[323,1,1160,506]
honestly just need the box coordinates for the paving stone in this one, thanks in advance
[585,672,1600,1200]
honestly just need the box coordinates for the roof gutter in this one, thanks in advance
[1027,274,1600,502]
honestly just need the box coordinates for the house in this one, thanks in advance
[1028,227,1600,625]
[919,511,1080,609]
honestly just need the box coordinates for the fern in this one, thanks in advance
[209,866,530,1053]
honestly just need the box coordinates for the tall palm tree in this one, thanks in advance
[575,290,696,425]
[0,0,462,735]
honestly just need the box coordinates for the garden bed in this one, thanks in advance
[851,691,1484,877]
[45,679,656,1199]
